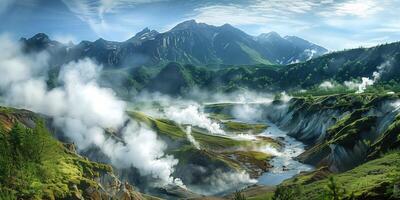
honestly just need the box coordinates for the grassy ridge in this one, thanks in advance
[128,111,279,150]
[286,151,400,199]
[222,121,268,134]
[244,92,400,200]
[246,151,400,200]
[128,111,279,177]
[0,107,147,200]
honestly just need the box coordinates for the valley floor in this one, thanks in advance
[1,92,400,199]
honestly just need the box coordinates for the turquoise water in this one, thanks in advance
[257,122,313,186]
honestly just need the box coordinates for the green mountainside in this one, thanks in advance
[7,22,400,200]
[93,41,400,97]
[21,21,327,68]
[248,151,400,200]
[0,107,150,200]
[199,93,400,200]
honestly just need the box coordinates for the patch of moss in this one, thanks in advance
[222,121,268,134]
[291,93,389,113]
[129,110,281,177]
[128,111,280,150]
[369,114,400,158]
[0,108,116,199]
[208,113,234,120]
[329,116,376,148]
[204,103,237,116]
[245,152,400,200]
[267,151,400,200]
[223,151,273,177]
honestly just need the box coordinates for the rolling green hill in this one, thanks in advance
[92,41,400,97]
[0,107,150,200]
[247,151,400,200]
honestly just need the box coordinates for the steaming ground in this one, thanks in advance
[185,126,201,150]
[130,95,263,194]
[130,92,315,195]
[0,33,318,197]
[318,58,395,94]
[0,34,278,196]
[0,35,182,187]
[165,104,225,134]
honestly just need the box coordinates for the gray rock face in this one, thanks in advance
[21,20,327,68]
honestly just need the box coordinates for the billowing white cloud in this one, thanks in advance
[322,0,383,18]
[0,34,181,186]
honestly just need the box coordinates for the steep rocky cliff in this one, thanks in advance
[261,93,400,172]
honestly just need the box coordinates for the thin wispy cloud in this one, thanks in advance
[319,0,384,18]
[2,0,399,50]
[61,0,167,39]
[188,0,322,26]
[183,0,399,50]
[371,21,400,33]
[191,5,268,26]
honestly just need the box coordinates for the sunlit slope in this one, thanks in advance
[91,41,400,97]
[247,151,400,200]
[216,93,400,200]
[128,111,279,178]
[0,107,149,200]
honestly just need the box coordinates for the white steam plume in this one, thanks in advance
[0,35,180,186]
[185,126,200,150]
[190,170,256,195]
[345,59,393,93]
[319,81,335,89]
[103,122,181,185]
[231,92,291,122]
[356,77,374,94]
[232,104,263,122]
[164,104,225,135]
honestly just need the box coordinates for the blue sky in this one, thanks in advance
[0,0,399,50]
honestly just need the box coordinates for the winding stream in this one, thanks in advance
[204,101,314,187]
[257,121,314,185]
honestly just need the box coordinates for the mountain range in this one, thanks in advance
[4,18,400,200]
[19,20,400,97]
[99,41,400,97]
[21,20,328,68]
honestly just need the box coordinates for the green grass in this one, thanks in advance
[248,151,400,200]
[208,113,235,120]
[222,121,268,134]
[0,107,151,199]
[128,110,281,177]
[369,114,400,159]
[248,192,274,200]
[296,93,400,165]
[238,42,272,65]
[204,103,237,115]
[233,151,272,161]
[170,145,243,172]
[302,151,399,199]
[0,118,112,199]
[128,111,280,150]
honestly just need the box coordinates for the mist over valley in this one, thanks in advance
[1,1,400,199]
